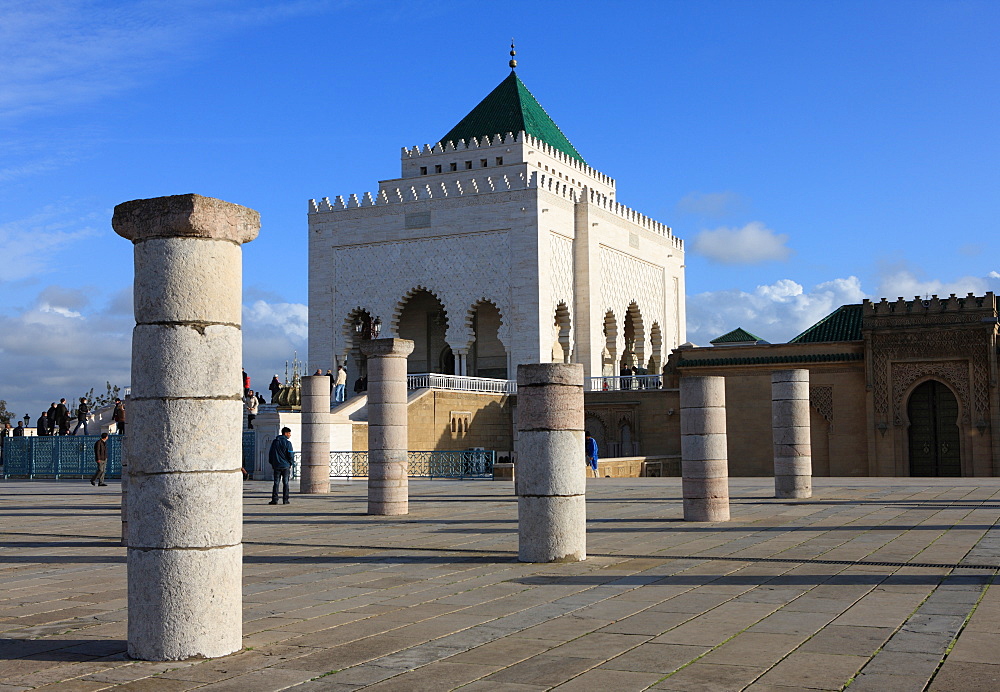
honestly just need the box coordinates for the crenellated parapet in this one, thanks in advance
[399,130,616,190]
[309,171,537,213]
[864,292,996,317]
[584,187,682,248]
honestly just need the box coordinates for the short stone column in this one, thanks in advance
[680,375,730,522]
[113,194,258,661]
[361,338,414,515]
[300,375,331,494]
[772,369,812,499]
[516,363,586,563]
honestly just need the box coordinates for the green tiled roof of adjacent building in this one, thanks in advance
[440,72,586,164]
[789,304,863,343]
[710,327,768,345]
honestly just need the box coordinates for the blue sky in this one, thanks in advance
[1,0,998,419]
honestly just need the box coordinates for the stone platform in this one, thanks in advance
[0,478,998,690]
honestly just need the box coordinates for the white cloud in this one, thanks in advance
[675,191,745,217]
[0,207,100,281]
[875,267,1000,300]
[691,221,792,265]
[686,276,866,346]
[0,288,310,421]
[0,0,328,122]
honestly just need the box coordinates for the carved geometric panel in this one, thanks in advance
[891,360,971,425]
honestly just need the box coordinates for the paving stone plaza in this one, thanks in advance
[2,477,999,691]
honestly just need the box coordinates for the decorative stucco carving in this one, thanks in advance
[332,231,511,355]
[549,233,574,313]
[810,386,833,424]
[599,245,665,329]
[891,360,971,425]
[869,329,991,428]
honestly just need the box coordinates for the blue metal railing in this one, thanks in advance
[290,450,495,480]
[242,430,255,476]
[1,435,123,479]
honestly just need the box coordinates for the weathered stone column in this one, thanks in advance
[300,375,331,494]
[113,194,258,661]
[516,363,586,563]
[772,369,812,498]
[680,375,730,522]
[361,338,414,515]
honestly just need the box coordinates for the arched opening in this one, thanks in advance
[397,289,453,374]
[469,301,507,378]
[552,303,572,364]
[620,302,645,375]
[907,379,961,477]
[602,311,617,378]
[648,322,663,384]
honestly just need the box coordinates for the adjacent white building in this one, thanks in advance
[308,67,685,382]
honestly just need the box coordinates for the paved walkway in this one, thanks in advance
[1,478,999,691]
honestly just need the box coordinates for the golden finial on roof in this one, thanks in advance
[509,39,517,70]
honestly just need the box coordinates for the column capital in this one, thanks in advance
[113,194,259,245]
[361,338,415,358]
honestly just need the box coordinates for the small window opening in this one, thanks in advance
[419,166,427,175]
[480,159,488,168]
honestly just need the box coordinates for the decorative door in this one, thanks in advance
[907,380,961,477]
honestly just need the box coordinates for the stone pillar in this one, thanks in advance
[113,194,258,661]
[772,369,812,499]
[300,375,331,494]
[516,363,586,563]
[680,375,730,522]
[361,338,414,515]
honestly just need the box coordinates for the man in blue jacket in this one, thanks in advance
[585,431,599,478]
[268,427,294,505]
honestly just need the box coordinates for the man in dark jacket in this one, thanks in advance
[112,398,125,435]
[73,397,90,435]
[37,412,50,436]
[268,375,282,404]
[54,398,70,435]
[46,403,58,431]
[268,427,294,505]
[91,433,109,486]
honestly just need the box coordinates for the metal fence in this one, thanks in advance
[585,374,663,391]
[290,450,496,480]
[407,373,516,395]
[1,435,124,479]
[242,430,255,475]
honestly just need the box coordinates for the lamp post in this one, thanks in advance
[353,315,382,340]
[23,414,30,428]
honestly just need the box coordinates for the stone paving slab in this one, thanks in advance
[0,478,999,690]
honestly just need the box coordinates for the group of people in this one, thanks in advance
[308,366,368,404]
[2,397,126,439]
[617,365,660,390]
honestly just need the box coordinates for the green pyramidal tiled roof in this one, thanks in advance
[440,72,586,164]
[710,327,768,345]
[789,304,863,343]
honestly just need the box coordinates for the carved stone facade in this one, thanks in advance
[308,76,685,382]
[666,293,1000,477]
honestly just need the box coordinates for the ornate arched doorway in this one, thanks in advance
[396,289,453,375]
[907,380,961,477]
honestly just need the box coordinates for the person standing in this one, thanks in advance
[47,402,58,430]
[268,427,294,505]
[13,421,25,437]
[91,432,109,486]
[242,368,251,397]
[55,398,70,435]
[585,431,599,478]
[333,365,347,404]
[73,397,90,435]
[268,375,282,404]
[37,412,50,436]
[245,391,258,430]
[112,398,126,435]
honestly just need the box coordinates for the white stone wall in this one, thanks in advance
[308,131,684,381]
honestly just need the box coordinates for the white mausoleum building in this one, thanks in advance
[308,63,685,382]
